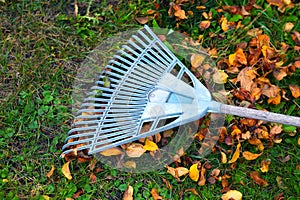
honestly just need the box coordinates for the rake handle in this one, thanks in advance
[220,104,300,127]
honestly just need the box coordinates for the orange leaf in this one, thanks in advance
[298,137,300,146]
[249,171,268,186]
[243,151,262,160]
[229,143,241,163]
[198,164,206,186]
[73,188,84,198]
[270,125,283,136]
[143,139,159,151]
[46,165,55,178]
[220,151,227,164]
[221,190,243,200]
[123,185,134,200]
[189,163,200,182]
[200,20,211,30]
[126,143,146,157]
[237,67,256,91]
[273,67,287,81]
[267,94,281,105]
[289,84,300,98]
[235,48,247,65]
[260,159,271,173]
[100,147,123,156]
[221,16,229,32]
[248,138,264,151]
[174,6,187,19]
[295,61,300,68]
[90,173,97,184]
[166,166,189,178]
[151,188,163,200]
[62,161,72,180]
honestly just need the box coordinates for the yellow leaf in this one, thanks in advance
[42,195,50,200]
[221,17,229,32]
[100,147,123,156]
[284,22,294,32]
[298,137,300,146]
[221,190,243,200]
[229,143,241,163]
[46,165,55,178]
[62,161,72,180]
[189,163,200,182]
[228,53,236,66]
[220,151,227,164]
[143,139,159,151]
[213,70,228,84]
[166,166,189,178]
[126,143,146,158]
[123,161,136,169]
[243,151,262,160]
[151,188,163,200]
[123,185,133,200]
[191,53,206,69]
[260,159,271,173]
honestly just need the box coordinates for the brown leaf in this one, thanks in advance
[162,177,172,189]
[73,189,84,199]
[274,193,284,200]
[211,168,221,177]
[270,125,283,136]
[185,188,199,195]
[200,20,211,30]
[123,185,134,200]
[126,143,146,158]
[249,171,268,186]
[295,61,300,68]
[191,53,206,70]
[46,165,55,178]
[229,143,241,163]
[243,151,262,160]
[289,84,300,98]
[166,166,189,178]
[62,161,72,180]
[135,17,150,25]
[198,164,206,186]
[123,161,136,169]
[221,190,243,200]
[235,48,247,65]
[262,84,280,98]
[260,159,271,173]
[273,67,287,81]
[150,188,162,200]
[100,147,123,156]
[237,67,256,91]
[90,173,97,184]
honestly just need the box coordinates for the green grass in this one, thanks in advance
[0,0,299,199]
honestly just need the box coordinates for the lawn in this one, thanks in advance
[0,0,299,199]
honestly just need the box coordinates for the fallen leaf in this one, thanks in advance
[295,61,300,68]
[276,176,287,189]
[123,185,134,200]
[191,53,206,69]
[221,151,228,163]
[189,163,200,182]
[173,5,187,20]
[151,188,163,200]
[198,164,206,186]
[267,94,281,105]
[42,195,50,200]
[143,138,159,151]
[274,193,284,200]
[211,168,221,177]
[166,166,189,178]
[273,67,287,81]
[221,190,243,200]
[235,48,247,65]
[123,161,136,169]
[135,17,150,24]
[260,159,271,172]
[221,16,229,32]
[262,84,280,98]
[248,138,264,151]
[270,125,283,136]
[162,177,172,189]
[243,151,262,160]
[73,189,84,199]
[90,173,97,184]
[100,147,123,156]
[126,143,146,157]
[185,188,199,195]
[229,143,241,163]
[62,161,72,180]
[298,137,300,146]
[213,70,228,84]
[229,53,236,66]
[289,84,300,98]
[200,20,211,30]
[249,171,268,186]
[237,67,256,91]
[46,165,55,178]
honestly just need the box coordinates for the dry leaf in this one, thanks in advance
[260,159,271,172]
[126,143,146,157]
[270,125,283,136]
[229,53,236,66]
[100,147,123,156]
[173,5,187,20]
[162,177,172,189]
[135,17,150,24]
[249,171,268,186]
[298,137,300,146]
[123,161,136,169]
[213,70,228,84]
[166,166,189,178]
[243,151,262,160]
[221,151,228,163]
[198,164,206,186]
[144,138,159,151]
[90,173,97,184]
[267,94,281,105]
[46,165,55,178]
[221,190,243,200]
[235,48,247,65]
[151,188,163,200]
[123,185,134,200]
[221,16,229,32]
[248,138,264,151]
[185,188,199,195]
[62,161,72,180]
[73,189,84,198]
[200,20,211,30]
[237,67,256,91]
[295,61,300,68]
[273,67,287,81]
[189,163,200,182]
[191,53,206,69]
[289,84,300,98]
[262,84,280,98]
[42,195,50,200]
[229,143,241,163]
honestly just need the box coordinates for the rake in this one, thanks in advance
[62,25,300,156]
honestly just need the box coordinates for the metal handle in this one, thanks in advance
[220,103,300,127]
